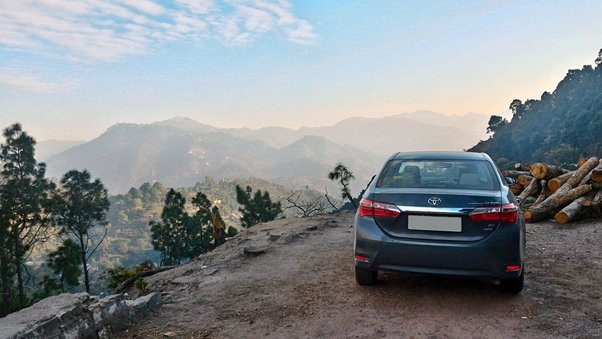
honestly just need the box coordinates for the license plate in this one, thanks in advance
[408,215,462,232]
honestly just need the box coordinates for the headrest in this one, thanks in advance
[459,173,480,186]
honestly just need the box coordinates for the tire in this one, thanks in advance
[355,266,378,286]
[500,270,524,293]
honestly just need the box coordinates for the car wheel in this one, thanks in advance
[355,266,378,285]
[500,270,524,293]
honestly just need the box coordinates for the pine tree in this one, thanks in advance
[328,163,356,208]
[0,123,55,309]
[54,169,109,293]
[45,239,81,292]
[235,185,282,228]
[189,192,215,255]
[150,189,189,265]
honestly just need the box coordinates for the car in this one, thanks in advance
[354,151,525,293]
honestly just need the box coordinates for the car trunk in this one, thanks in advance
[370,188,502,242]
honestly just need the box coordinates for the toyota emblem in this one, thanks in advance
[427,197,442,206]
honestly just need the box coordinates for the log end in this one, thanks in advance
[548,180,560,192]
[523,210,532,223]
[530,163,547,180]
[555,211,570,225]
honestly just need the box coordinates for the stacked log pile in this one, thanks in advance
[502,157,602,224]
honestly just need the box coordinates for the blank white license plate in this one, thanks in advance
[408,215,462,232]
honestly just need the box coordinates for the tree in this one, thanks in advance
[54,169,109,293]
[189,192,215,255]
[235,185,282,228]
[0,123,55,310]
[328,163,357,208]
[595,48,602,65]
[44,239,81,293]
[150,189,189,265]
[486,115,507,134]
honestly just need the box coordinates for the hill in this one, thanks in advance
[35,139,85,161]
[226,111,489,154]
[470,50,602,164]
[96,177,340,269]
[45,122,383,194]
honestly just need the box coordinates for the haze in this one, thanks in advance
[1,0,601,141]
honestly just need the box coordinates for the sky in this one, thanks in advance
[0,0,601,141]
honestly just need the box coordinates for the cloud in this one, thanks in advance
[0,69,75,93]
[0,0,317,62]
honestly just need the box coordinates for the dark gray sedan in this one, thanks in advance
[354,151,525,293]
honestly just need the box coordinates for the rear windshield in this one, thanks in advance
[376,159,500,190]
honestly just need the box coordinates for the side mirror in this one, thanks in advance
[505,177,516,185]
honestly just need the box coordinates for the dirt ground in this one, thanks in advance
[119,212,602,338]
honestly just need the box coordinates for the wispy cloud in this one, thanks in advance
[0,0,317,62]
[0,69,75,93]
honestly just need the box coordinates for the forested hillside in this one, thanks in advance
[470,50,602,165]
[94,177,338,269]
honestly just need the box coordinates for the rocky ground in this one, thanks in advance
[119,211,602,338]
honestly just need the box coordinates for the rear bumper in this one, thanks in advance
[354,214,525,279]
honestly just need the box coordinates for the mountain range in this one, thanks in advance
[43,111,490,194]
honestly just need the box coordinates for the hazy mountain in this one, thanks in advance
[35,139,85,161]
[297,111,489,155]
[225,111,489,155]
[46,120,383,194]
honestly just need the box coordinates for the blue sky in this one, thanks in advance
[0,0,601,140]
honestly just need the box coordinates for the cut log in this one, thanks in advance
[514,163,531,171]
[509,183,523,195]
[533,180,550,207]
[502,170,530,178]
[592,169,602,183]
[518,174,534,186]
[530,163,569,180]
[547,171,574,192]
[579,160,602,185]
[590,190,602,206]
[555,196,590,224]
[577,157,587,168]
[523,184,592,223]
[517,178,540,202]
[566,157,599,187]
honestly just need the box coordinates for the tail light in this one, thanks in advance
[469,203,518,223]
[359,198,401,218]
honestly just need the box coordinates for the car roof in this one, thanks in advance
[390,151,489,161]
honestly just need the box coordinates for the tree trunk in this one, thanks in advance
[530,163,569,180]
[514,163,531,171]
[566,157,599,187]
[0,252,12,316]
[578,161,602,185]
[555,196,590,224]
[517,178,540,202]
[533,180,550,207]
[518,174,534,186]
[523,184,592,223]
[12,227,24,309]
[502,170,530,178]
[509,183,523,195]
[547,171,574,192]
[591,169,602,183]
[79,235,90,293]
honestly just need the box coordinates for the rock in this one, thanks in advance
[243,246,268,256]
[277,232,302,245]
[126,292,162,322]
[269,233,282,241]
[306,225,318,231]
[0,292,161,339]
[163,331,178,337]
[171,275,200,285]
[204,268,219,276]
